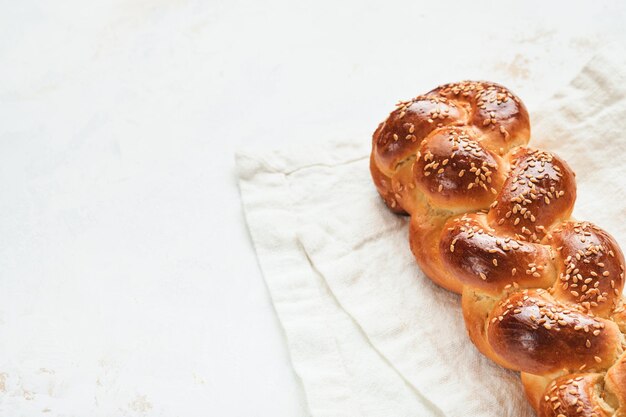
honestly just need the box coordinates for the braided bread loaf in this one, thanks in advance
[370,81,626,417]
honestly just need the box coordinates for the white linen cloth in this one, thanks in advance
[236,49,626,417]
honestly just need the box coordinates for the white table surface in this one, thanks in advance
[1,1,625,416]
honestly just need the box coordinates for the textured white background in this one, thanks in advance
[1,1,625,416]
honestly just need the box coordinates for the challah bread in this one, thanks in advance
[370,81,626,417]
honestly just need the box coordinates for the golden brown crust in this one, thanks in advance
[409,212,464,293]
[462,286,522,369]
[538,373,613,417]
[369,152,408,214]
[369,80,626,416]
[372,96,465,176]
[522,372,555,412]
[370,81,530,213]
[412,126,506,211]
[430,81,531,152]
[487,289,623,374]
[487,148,577,243]
[440,213,555,294]
[612,304,626,333]
[605,353,626,416]
[547,221,626,317]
